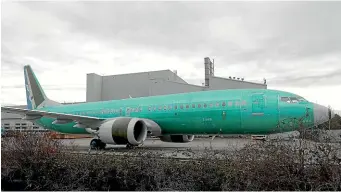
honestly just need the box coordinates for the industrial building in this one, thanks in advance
[2,57,267,132]
[86,57,266,102]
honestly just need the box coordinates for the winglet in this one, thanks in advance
[24,65,61,109]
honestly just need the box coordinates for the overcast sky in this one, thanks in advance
[1,1,341,111]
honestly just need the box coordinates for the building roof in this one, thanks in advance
[210,76,266,86]
[89,69,188,84]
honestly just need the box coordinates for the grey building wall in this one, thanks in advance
[87,70,190,101]
[150,80,204,96]
[101,72,151,100]
[86,73,103,102]
[86,68,267,102]
[208,76,267,90]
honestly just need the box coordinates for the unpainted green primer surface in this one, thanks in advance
[35,89,314,135]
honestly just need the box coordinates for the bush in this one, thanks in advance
[2,132,341,191]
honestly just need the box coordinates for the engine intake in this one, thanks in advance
[159,135,195,143]
[97,117,148,146]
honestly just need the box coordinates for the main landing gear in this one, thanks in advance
[89,139,142,151]
[126,143,136,149]
[90,138,106,150]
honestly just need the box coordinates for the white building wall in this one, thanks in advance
[1,103,83,132]
[1,105,45,132]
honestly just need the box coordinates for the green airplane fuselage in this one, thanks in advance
[34,89,314,135]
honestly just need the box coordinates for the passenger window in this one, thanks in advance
[192,104,195,108]
[174,105,178,110]
[241,100,247,106]
[204,103,207,108]
[186,104,189,109]
[198,104,202,108]
[222,102,226,107]
[180,105,184,109]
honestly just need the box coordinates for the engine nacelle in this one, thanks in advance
[97,117,148,146]
[159,135,195,143]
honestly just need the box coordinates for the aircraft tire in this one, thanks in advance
[90,139,106,150]
[99,141,106,150]
[126,143,135,149]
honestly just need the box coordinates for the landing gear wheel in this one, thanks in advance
[90,139,106,150]
[99,141,106,150]
[126,143,135,149]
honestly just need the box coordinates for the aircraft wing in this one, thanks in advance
[1,106,104,125]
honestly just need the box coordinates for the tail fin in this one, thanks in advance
[24,65,61,109]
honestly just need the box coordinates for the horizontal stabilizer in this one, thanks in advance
[1,106,105,127]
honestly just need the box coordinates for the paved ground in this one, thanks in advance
[61,137,255,152]
[61,137,341,162]
[61,137,261,159]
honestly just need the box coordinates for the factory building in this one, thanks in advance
[2,57,267,132]
[86,57,266,102]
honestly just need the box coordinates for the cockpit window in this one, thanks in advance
[290,97,299,103]
[281,97,291,103]
[297,96,307,102]
[281,96,307,103]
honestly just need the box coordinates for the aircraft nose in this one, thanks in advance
[313,103,333,125]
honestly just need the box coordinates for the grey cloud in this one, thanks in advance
[1,85,24,89]
[2,1,341,89]
[1,84,85,91]
[21,2,341,58]
[268,69,341,87]
[45,87,86,91]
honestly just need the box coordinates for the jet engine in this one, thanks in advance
[159,135,195,143]
[96,117,148,146]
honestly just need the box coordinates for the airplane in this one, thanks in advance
[1,65,335,149]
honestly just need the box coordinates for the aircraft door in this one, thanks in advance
[251,93,265,115]
[221,99,242,134]
[242,92,279,134]
[222,110,226,120]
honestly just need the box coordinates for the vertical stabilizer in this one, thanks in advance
[24,65,61,109]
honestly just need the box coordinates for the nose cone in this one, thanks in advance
[313,103,332,125]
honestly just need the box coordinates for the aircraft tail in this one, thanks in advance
[24,65,61,109]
